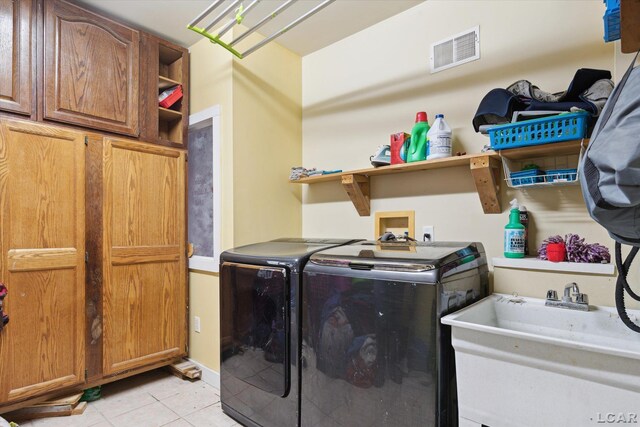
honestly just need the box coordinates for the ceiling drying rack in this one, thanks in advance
[187,0,335,59]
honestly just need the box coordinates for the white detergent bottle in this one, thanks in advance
[426,114,452,160]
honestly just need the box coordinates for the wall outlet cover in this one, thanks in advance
[423,226,435,242]
[194,316,201,333]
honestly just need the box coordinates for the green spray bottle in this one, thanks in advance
[504,199,525,258]
[408,112,430,162]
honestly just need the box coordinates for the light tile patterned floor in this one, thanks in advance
[11,369,239,427]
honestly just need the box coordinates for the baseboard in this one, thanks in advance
[187,358,220,391]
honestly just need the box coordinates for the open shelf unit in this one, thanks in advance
[139,33,189,146]
[157,42,187,146]
[291,138,586,216]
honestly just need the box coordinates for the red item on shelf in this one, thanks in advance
[159,85,183,109]
[390,132,410,165]
[547,242,566,262]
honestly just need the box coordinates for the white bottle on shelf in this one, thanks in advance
[426,114,452,160]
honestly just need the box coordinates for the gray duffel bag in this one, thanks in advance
[580,51,640,332]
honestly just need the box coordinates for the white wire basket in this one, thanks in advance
[501,144,584,189]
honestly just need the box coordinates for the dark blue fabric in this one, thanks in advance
[472,88,527,132]
[559,68,611,101]
[473,68,611,132]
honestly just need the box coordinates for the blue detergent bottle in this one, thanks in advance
[408,112,430,162]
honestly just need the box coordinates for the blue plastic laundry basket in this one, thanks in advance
[488,111,589,151]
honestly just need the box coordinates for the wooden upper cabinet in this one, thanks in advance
[0,0,34,115]
[43,0,140,136]
[0,119,86,403]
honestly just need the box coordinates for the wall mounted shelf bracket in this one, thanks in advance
[342,174,370,216]
[470,155,501,214]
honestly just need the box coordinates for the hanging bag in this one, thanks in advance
[580,51,640,332]
[0,282,8,332]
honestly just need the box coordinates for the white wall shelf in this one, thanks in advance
[492,257,615,275]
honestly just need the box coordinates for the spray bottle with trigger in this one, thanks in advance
[504,199,525,258]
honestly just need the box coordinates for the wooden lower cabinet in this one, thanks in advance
[0,120,187,410]
[0,119,86,403]
[101,138,187,375]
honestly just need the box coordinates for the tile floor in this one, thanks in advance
[9,369,239,427]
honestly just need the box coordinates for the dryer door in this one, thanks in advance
[220,262,289,397]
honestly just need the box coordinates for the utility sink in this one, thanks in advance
[442,293,640,427]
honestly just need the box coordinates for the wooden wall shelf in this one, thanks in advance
[498,139,587,161]
[159,107,182,121]
[291,139,586,216]
[291,152,502,216]
[158,76,181,90]
[292,152,493,184]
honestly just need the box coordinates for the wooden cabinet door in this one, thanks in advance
[0,119,85,402]
[43,0,139,136]
[0,0,33,115]
[102,138,186,375]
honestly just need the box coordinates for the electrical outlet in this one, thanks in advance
[194,316,201,333]
[422,226,435,242]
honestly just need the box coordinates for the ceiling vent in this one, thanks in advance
[430,26,480,74]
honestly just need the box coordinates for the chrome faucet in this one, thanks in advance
[563,282,579,303]
[545,282,589,311]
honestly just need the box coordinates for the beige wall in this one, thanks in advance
[301,0,634,307]
[187,36,233,371]
[188,270,220,369]
[615,40,638,80]
[188,30,302,372]
[232,31,302,246]
[189,35,235,252]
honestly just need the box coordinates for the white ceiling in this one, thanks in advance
[76,0,424,56]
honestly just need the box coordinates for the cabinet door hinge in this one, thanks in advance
[84,136,88,146]
[84,369,88,381]
[85,252,89,263]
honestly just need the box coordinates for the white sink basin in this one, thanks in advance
[442,293,640,427]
